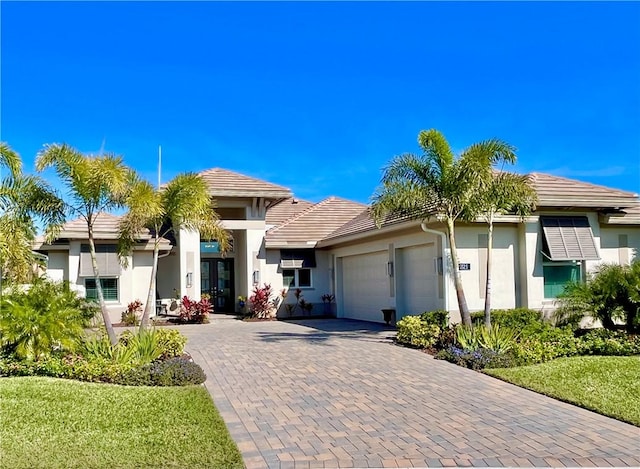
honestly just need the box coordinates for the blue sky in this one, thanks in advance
[2,1,639,204]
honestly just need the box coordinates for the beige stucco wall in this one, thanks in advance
[599,226,640,265]
[157,252,180,299]
[46,252,68,282]
[451,225,519,315]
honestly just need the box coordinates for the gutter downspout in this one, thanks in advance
[420,223,450,313]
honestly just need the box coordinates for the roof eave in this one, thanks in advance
[317,219,422,248]
[265,240,319,249]
[537,197,636,209]
[208,190,292,199]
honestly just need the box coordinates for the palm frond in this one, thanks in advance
[0,142,22,178]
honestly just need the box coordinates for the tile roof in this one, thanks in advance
[529,172,638,208]
[198,168,292,199]
[265,197,367,248]
[603,202,640,225]
[34,212,171,248]
[319,172,640,244]
[266,198,314,227]
[322,207,424,243]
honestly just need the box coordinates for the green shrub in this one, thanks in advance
[0,354,133,383]
[419,310,449,329]
[511,326,579,365]
[577,329,640,356]
[0,279,88,359]
[471,308,543,329]
[154,328,187,359]
[396,316,441,348]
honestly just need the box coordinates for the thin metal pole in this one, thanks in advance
[157,145,162,190]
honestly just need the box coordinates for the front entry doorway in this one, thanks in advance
[200,259,235,313]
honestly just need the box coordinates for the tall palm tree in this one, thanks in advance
[0,142,65,283]
[119,173,229,330]
[371,129,517,326]
[473,171,537,327]
[36,143,137,345]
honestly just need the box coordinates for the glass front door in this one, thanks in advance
[200,259,234,313]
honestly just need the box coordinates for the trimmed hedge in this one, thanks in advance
[0,354,206,386]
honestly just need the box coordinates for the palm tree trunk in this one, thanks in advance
[446,217,471,326]
[483,221,494,328]
[87,225,118,346]
[140,241,160,331]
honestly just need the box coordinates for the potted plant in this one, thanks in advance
[321,293,335,316]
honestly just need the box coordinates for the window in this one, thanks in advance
[85,278,119,301]
[282,268,312,288]
[80,244,121,276]
[543,263,581,299]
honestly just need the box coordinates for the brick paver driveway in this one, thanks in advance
[182,318,640,468]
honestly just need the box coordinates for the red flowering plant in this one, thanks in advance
[249,283,279,319]
[178,296,211,324]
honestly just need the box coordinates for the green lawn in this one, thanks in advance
[0,377,244,469]
[486,356,640,426]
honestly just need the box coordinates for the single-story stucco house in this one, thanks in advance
[34,168,640,325]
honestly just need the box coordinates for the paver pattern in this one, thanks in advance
[182,318,640,468]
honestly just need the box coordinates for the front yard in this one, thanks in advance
[485,356,640,426]
[0,377,244,469]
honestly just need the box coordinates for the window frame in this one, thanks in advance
[282,268,313,288]
[84,277,119,302]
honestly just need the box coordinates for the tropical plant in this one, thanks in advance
[121,300,143,326]
[0,279,87,359]
[36,143,138,345]
[81,335,137,365]
[555,261,640,333]
[455,324,517,353]
[371,129,518,325]
[472,171,537,327]
[118,173,229,330]
[249,283,276,319]
[178,296,211,324]
[0,142,65,283]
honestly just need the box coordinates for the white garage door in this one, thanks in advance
[342,251,388,323]
[397,244,439,319]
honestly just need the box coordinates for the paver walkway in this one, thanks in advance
[182,318,640,468]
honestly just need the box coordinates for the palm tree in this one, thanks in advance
[556,261,640,333]
[119,173,229,330]
[474,171,537,327]
[36,143,137,345]
[0,143,65,283]
[371,129,517,326]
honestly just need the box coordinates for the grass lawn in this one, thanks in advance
[486,356,640,426]
[0,377,244,468]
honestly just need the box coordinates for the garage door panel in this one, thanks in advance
[342,251,388,323]
[398,245,439,317]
